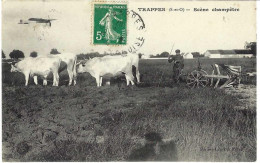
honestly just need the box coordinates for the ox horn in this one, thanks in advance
[5,61,14,64]
[76,60,83,65]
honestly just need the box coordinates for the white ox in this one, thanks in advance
[103,54,140,83]
[34,53,77,86]
[10,57,61,86]
[77,55,136,87]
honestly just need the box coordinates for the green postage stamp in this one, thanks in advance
[93,4,127,45]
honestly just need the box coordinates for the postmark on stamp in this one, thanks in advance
[93,4,127,45]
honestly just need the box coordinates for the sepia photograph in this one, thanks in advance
[1,0,257,161]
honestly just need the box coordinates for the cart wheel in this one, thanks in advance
[186,70,209,88]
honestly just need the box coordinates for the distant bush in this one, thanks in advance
[30,51,38,58]
[9,50,25,59]
[50,49,60,55]
[191,52,204,58]
[122,51,128,55]
[151,52,169,58]
[245,42,256,57]
[2,50,6,58]
[138,53,143,58]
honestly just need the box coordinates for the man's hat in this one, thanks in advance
[175,49,180,53]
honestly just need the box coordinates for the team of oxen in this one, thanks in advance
[10,53,140,87]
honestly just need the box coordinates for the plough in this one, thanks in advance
[186,60,242,89]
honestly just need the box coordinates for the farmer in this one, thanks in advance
[168,49,184,83]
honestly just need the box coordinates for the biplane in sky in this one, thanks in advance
[18,17,56,27]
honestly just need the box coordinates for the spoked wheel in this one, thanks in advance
[186,70,209,88]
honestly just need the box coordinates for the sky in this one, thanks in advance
[2,0,256,58]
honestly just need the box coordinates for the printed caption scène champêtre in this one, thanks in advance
[137,7,239,13]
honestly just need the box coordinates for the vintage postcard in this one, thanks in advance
[1,0,257,161]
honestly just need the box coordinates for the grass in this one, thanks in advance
[2,58,256,161]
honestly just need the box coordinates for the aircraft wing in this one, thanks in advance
[28,18,56,22]
[28,18,45,21]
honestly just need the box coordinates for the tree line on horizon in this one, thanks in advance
[1,48,63,60]
[150,51,205,58]
[1,48,142,60]
[1,42,257,60]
